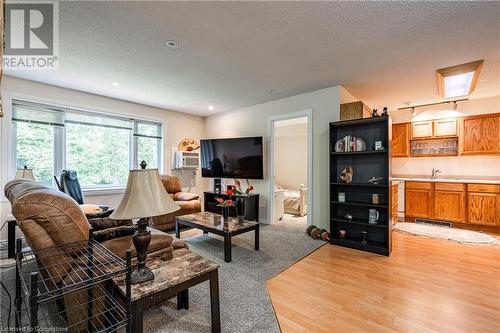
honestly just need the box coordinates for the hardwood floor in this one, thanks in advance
[266,232,500,333]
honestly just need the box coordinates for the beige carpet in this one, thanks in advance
[395,222,498,245]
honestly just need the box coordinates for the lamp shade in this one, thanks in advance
[15,167,36,181]
[110,168,180,220]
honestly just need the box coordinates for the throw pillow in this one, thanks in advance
[174,192,199,201]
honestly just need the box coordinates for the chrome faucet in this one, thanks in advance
[431,168,442,179]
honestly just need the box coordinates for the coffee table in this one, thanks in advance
[176,212,260,263]
[114,248,220,333]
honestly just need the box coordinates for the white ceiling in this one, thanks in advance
[5,1,500,116]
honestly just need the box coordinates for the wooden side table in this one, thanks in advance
[115,248,220,333]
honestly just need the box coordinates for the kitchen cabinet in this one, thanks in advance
[392,123,410,157]
[391,182,399,227]
[462,114,500,155]
[411,121,433,139]
[403,181,500,227]
[434,183,466,223]
[394,114,499,157]
[412,119,458,139]
[467,184,500,226]
[405,182,433,219]
[434,119,458,137]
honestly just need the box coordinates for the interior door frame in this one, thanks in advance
[267,110,313,226]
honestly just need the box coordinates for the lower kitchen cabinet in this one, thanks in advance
[405,181,500,226]
[391,182,399,227]
[405,182,433,219]
[434,183,466,223]
[467,184,500,226]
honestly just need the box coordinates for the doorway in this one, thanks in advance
[268,111,312,226]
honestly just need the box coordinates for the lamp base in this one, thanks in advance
[131,266,155,284]
[131,217,155,284]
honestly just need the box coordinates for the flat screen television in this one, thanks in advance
[200,137,264,179]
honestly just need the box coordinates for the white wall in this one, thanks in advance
[205,85,341,229]
[0,76,205,240]
[274,123,308,189]
[390,95,500,178]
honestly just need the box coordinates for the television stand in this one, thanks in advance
[204,192,259,222]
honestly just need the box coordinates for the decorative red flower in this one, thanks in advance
[226,199,233,206]
[226,189,233,196]
[216,197,224,203]
[236,180,241,186]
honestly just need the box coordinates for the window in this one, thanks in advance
[12,100,163,189]
[15,122,56,187]
[134,121,162,170]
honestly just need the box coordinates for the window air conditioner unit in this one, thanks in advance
[173,150,199,170]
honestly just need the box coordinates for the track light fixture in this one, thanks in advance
[398,98,468,112]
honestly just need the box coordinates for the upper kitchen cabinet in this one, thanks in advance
[462,113,500,155]
[434,119,458,137]
[411,119,458,139]
[392,123,410,157]
[410,119,459,157]
[411,121,433,139]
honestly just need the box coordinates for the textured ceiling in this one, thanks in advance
[5,1,500,116]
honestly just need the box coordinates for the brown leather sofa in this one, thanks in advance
[151,175,201,231]
[4,179,188,331]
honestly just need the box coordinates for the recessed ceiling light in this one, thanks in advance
[269,89,278,93]
[436,60,483,98]
[208,105,214,111]
[111,82,120,87]
[166,40,179,48]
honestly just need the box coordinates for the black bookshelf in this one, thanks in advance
[329,116,392,256]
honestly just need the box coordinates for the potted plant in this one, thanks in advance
[216,189,235,221]
[233,180,254,223]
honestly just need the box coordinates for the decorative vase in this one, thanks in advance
[222,206,229,222]
[236,197,245,223]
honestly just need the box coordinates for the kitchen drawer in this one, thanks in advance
[405,181,432,190]
[467,184,500,194]
[435,183,465,192]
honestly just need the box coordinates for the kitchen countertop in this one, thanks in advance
[391,174,500,185]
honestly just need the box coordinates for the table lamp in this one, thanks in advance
[110,162,180,284]
[15,165,36,181]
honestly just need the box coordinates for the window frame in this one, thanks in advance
[11,99,165,194]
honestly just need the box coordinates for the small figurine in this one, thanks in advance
[339,230,347,238]
[339,166,354,183]
[368,177,384,184]
[344,213,353,220]
[381,107,388,116]
[371,109,379,117]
